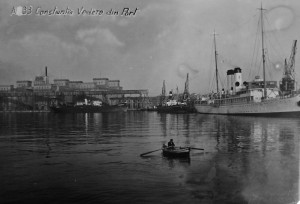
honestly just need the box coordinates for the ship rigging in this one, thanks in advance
[194,4,300,116]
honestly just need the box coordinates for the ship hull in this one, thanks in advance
[50,105,128,113]
[157,105,196,113]
[194,95,300,117]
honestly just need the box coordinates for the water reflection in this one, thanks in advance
[158,113,197,147]
[163,156,191,169]
[0,112,298,203]
[191,115,299,203]
[156,114,298,203]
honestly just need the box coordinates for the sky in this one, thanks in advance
[0,0,299,96]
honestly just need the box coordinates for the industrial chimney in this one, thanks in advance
[44,66,49,84]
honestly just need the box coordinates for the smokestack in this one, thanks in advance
[234,67,242,93]
[226,69,234,94]
[45,66,47,76]
[169,91,173,99]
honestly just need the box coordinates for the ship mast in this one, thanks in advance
[161,80,166,104]
[213,30,219,93]
[183,73,189,100]
[259,4,267,98]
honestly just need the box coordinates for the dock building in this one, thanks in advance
[0,67,149,111]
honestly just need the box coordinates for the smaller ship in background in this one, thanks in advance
[157,74,196,113]
[50,98,127,113]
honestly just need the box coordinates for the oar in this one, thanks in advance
[140,149,162,157]
[189,147,204,150]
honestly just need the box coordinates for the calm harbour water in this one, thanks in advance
[0,111,299,204]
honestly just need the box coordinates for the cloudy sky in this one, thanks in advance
[0,0,299,95]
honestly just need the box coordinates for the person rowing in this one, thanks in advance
[167,139,175,149]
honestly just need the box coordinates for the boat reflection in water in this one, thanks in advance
[186,114,299,203]
[163,155,191,169]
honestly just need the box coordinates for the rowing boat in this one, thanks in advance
[162,147,190,157]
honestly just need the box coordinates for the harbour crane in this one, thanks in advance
[280,40,297,94]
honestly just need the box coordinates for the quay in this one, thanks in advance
[0,89,149,112]
[0,67,151,112]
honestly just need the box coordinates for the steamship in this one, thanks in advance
[157,75,196,113]
[157,94,196,113]
[194,6,300,116]
[50,99,128,113]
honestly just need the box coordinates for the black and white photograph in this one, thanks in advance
[0,0,299,203]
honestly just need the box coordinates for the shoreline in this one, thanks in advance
[0,110,50,113]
